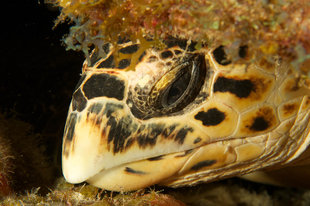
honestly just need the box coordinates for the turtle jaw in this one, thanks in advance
[62,94,310,190]
[61,96,207,187]
[61,97,262,191]
[61,107,106,184]
[86,150,192,191]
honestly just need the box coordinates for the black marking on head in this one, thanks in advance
[162,124,177,138]
[107,115,138,153]
[282,103,298,117]
[98,55,115,68]
[65,113,77,141]
[191,160,217,171]
[175,127,193,144]
[194,108,225,126]
[194,137,202,144]
[138,51,147,61]
[174,49,182,55]
[117,59,131,69]
[147,55,158,63]
[150,124,164,138]
[213,77,255,98]
[213,46,231,65]
[88,102,103,114]
[119,44,139,54]
[160,50,173,59]
[83,73,125,100]
[102,102,124,118]
[100,103,131,153]
[72,89,88,112]
[89,50,101,67]
[249,116,269,131]
[110,117,131,153]
[164,37,197,51]
[106,117,117,145]
[136,124,165,148]
[187,42,197,51]
[147,155,164,161]
[239,45,248,58]
[117,36,131,44]
[124,167,146,175]
[74,74,87,91]
[126,98,146,119]
[125,137,134,150]
[166,61,172,66]
[102,43,110,54]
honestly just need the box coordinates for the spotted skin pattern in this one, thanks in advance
[62,38,310,191]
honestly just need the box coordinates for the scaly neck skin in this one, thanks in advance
[240,125,310,188]
[287,144,310,167]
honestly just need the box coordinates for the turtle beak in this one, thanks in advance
[61,96,200,185]
[62,108,106,183]
[62,71,128,183]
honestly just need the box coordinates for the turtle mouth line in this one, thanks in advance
[85,141,224,191]
[102,136,232,173]
[97,141,217,174]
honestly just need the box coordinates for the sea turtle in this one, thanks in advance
[62,38,310,191]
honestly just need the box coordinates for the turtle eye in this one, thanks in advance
[159,54,206,111]
[128,53,207,120]
[162,65,191,106]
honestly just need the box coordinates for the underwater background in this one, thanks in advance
[0,1,310,205]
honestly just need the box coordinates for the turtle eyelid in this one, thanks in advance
[161,63,192,107]
[160,54,207,110]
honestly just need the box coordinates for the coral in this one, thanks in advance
[50,0,310,76]
[2,177,185,205]
[168,180,310,206]
[0,114,55,199]
[0,130,13,197]
[3,177,310,205]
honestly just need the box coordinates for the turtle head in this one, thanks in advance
[62,41,310,191]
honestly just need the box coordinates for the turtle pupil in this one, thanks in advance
[166,70,191,105]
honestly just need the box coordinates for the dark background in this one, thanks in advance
[1,1,84,192]
[1,1,86,141]
[1,1,83,129]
